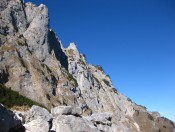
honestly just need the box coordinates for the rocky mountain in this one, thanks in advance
[0,0,174,132]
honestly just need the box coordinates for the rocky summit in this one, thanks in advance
[0,0,174,132]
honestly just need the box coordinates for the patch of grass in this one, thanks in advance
[103,79,111,87]
[11,105,30,111]
[127,98,132,102]
[0,84,47,110]
[16,38,27,46]
[0,45,16,52]
[67,49,74,55]
[96,65,104,72]
[106,74,111,79]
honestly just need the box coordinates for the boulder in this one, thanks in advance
[24,119,50,132]
[88,113,112,126]
[52,115,100,132]
[51,106,82,117]
[24,106,52,132]
[25,105,52,123]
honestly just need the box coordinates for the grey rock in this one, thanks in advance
[24,119,50,132]
[0,0,27,36]
[0,1,175,132]
[52,115,100,132]
[24,106,52,132]
[51,106,82,116]
[25,105,51,123]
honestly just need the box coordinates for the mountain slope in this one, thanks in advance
[0,0,174,132]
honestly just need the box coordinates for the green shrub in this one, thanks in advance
[103,79,111,87]
[0,84,46,109]
[127,98,132,102]
[17,39,27,46]
[96,65,104,72]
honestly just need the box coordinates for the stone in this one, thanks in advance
[25,105,52,123]
[51,106,82,117]
[88,113,112,126]
[52,115,100,132]
[24,106,52,132]
[24,119,50,132]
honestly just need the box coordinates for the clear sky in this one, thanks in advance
[26,0,175,121]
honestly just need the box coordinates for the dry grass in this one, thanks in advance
[10,105,30,112]
[0,45,16,52]
[83,108,92,116]
[67,49,74,55]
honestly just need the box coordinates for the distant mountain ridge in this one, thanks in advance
[0,0,174,131]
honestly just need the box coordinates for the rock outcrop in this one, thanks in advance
[0,104,24,132]
[0,0,174,132]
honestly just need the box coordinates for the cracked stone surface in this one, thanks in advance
[0,0,174,132]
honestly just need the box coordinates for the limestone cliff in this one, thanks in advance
[0,0,174,132]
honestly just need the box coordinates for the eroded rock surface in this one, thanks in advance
[0,0,174,132]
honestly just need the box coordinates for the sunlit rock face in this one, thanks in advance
[0,0,174,132]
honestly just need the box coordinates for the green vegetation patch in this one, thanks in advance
[95,65,104,72]
[16,37,27,46]
[103,79,111,87]
[0,84,46,110]
[0,45,16,52]
[127,97,132,102]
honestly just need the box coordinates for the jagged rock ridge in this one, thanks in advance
[0,0,174,132]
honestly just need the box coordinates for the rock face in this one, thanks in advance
[0,0,175,132]
[51,106,82,116]
[0,104,24,132]
[24,106,51,132]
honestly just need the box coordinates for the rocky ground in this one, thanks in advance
[0,0,174,132]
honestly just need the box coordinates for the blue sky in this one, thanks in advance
[26,0,175,121]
